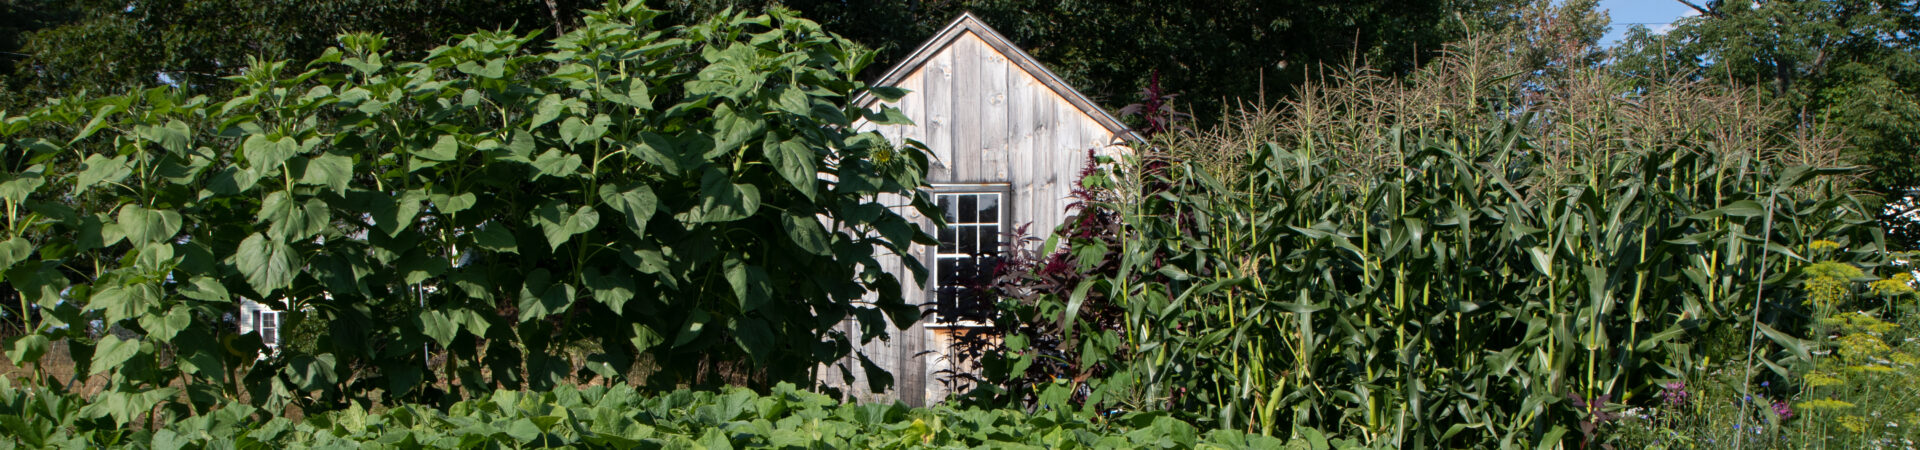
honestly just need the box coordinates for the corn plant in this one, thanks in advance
[972,36,1893,447]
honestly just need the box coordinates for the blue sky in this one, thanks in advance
[1597,0,1701,46]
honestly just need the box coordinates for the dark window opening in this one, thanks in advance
[934,192,1001,324]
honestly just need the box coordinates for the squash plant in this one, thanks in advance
[0,1,935,421]
[1,377,1386,448]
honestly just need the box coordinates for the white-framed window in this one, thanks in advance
[933,190,1004,325]
[251,310,282,348]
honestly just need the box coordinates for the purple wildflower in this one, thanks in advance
[1659,381,1690,408]
[1772,401,1794,419]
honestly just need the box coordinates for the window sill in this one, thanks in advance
[926,321,995,329]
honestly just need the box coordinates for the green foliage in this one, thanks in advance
[0,1,935,421]
[1611,260,1920,448]
[1611,0,1920,248]
[0,380,1384,449]
[0,0,601,109]
[965,37,1894,447]
[3,0,1542,132]
[780,0,1535,128]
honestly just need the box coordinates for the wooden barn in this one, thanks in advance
[833,12,1137,406]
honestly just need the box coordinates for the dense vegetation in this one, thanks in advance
[1610,0,1920,249]
[2,0,1917,448]
[1,0,1537,129]
[6,0,1912,240]
[1,380,1377,449]
[957,34,1917,447]
[0,2,937,419]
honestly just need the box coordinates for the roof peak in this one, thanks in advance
[857,12,1137,140]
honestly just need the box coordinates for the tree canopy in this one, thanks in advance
[1611,0,1920,247]
[1,0,598,109]
[4,0,1537,122]
[729,0,1536,125]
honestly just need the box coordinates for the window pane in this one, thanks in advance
[938,286,956,315]
[937,195,956,222]
[959,195,978,223]
[942,285,964,320]
[960,227,977,255]
[981,225,1000,255]
[955,257,977,286]
[938,226,955,253]
[978,195,999,223]
[939,258,958,286]
[955,256,996,321]
[958,289,984,320]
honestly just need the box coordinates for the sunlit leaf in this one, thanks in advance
[74,154,131,192]
[598,183,657,236]
[89,335,141,376]
[531,149,583,180]
[417,135,460,161]
[300,153,353,194]
[243,134,300,173]
[535,200,599,250]
[235,233,298,296]
[677,170,760,223]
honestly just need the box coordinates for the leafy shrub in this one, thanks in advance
[0,378,1388,449]
[935,149,1128,407]
[0,1,935,420]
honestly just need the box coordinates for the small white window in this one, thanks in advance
[252,310,282,348]
[933,192,1002,324]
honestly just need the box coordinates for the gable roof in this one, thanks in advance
[856,12,1140,142]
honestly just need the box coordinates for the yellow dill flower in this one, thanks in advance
[1810,240,1843,251]
[1891,352,1920,366]
[1837,333,1893,361]
[1798,398,1857,410]
[1804,261,1863,278]
[1869,273,1916,297]
[1864,320,1899,334]
[1805,371,1846,387]
[1846,364,1895,373]
[1825,312,1898,334]
[1838,414,1870,432]
[1805,277,1847,307]
[1803,261,1863,308]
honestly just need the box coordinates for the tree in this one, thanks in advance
[689,0,1539,126]
[4,0,1535,127]
[1611,0,1920,248]
[0,0,599,110]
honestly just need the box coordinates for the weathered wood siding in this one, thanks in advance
[836,29,1129,407]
